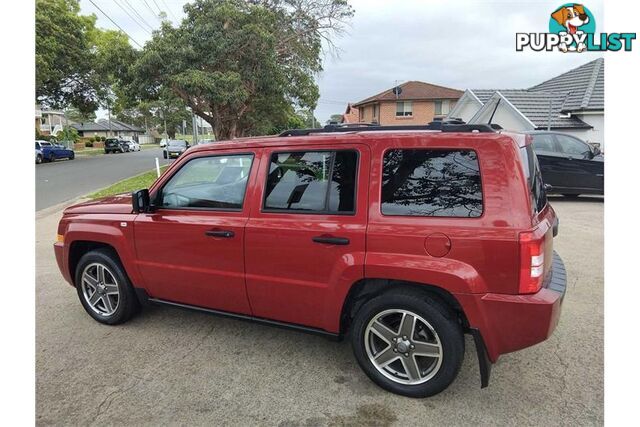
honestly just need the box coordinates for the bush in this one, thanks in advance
[89,137,95,143]
[100,136,106,141]
[85,141,93,148]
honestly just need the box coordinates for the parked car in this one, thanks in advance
[36,140,74,162]
[526,131,604,197]
[163,140,189,159]
[104,138,129,154]
[36,148,43,164]
[159,139,169,148]
[54,124,566,398]
[125,141,141,152]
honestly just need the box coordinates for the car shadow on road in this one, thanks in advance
[547,195,604,203]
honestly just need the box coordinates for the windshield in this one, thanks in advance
[169,140,187,147]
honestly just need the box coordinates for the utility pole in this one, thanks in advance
[108,105,112,137]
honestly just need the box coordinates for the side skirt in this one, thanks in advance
[135,288,341,341]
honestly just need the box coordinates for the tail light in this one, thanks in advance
[518,230,545,294]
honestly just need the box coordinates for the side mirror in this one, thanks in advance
[132,189,150,213]
[592,145,601,156]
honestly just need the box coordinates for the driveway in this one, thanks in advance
[35,148,170,211]
[35,197,603,425]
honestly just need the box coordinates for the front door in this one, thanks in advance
[134,152,256,314]
[244,145,369,331]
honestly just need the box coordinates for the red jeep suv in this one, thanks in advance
[54,123,566,397]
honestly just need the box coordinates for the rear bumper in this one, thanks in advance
[458,251,567,362]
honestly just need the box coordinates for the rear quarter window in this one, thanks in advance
[520,145,547,214]
[381,149,483,217]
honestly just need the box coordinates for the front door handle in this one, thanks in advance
[205,229,235,238]
[312,236,350,245]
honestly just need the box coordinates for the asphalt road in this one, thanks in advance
[35,148,171,211]
[35,197,603,425]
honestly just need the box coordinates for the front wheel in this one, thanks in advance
[69,152,75,160]
[350,290,464,397]
[36,154,42,164]
[75,249,140,325]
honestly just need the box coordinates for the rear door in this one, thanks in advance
[244,144,369,331]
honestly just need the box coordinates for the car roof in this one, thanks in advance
[184,129,525,154]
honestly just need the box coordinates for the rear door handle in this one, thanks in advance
[205,229,235,238]
[312,236,350,245]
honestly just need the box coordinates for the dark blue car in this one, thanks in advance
[36,140,75,162]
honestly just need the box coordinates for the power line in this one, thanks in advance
[123,0,155,31]
[88,0,143,48]
[160,0,179,21]
[142,0,163,24]
[113,0,151,35]
[151,0,164,17]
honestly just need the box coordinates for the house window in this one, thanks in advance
[434,100,450,116]
[372,104,379,119]
[396,101,413,117]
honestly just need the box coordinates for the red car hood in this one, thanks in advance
[64,194,133,215]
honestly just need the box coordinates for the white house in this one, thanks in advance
[448,58,604,150]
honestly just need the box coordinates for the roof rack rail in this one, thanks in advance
[278,120,499,137]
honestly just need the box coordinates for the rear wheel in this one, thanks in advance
[69,152,75,160]
[350,290,464,397]
[75,249,140,325]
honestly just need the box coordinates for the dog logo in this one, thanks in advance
[549,3,595,52]
[517,3,635,53]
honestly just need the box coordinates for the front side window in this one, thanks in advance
[381,149,483,217]
[555,135,591,157]
[264,150,358,213]
[160,154,253,209]
[396,101,413,117]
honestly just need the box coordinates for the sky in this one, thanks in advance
[79,0,605,123]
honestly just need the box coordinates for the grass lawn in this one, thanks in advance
[75,148,105,156]
[89,166,168,199]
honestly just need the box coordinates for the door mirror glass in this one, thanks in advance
[132,189,150,213]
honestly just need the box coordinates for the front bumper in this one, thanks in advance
[458,251,567,362]
[54,242,73,286]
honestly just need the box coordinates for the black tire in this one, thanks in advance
[36,154,42,164]
[163,152,167,159]
[69,152,75,160]
[74,248,140,325]
[563,194,580,198]
[350,289,464,398]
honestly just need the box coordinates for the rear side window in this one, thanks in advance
[381,149,483,217]
[520,145,547,214]
[264,150,358,214]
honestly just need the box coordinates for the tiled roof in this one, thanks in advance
[353,81,463,107]
[72,119,145,133]
[528,58,604,111]
[492,90,592,129]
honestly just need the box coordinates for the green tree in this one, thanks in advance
[327,114,343,124]
[64,106,96,124]
[132,0,353,140]
[36,0,98,113]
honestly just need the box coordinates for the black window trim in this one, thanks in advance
[379,147,485,219]
[153,152,256,212]
[261,148,360,216]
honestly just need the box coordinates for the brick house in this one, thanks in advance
[352,81,464,125]
[340,103,359,124]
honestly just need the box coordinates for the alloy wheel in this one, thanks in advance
[80,263,120,316]
[364,309,443,385]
